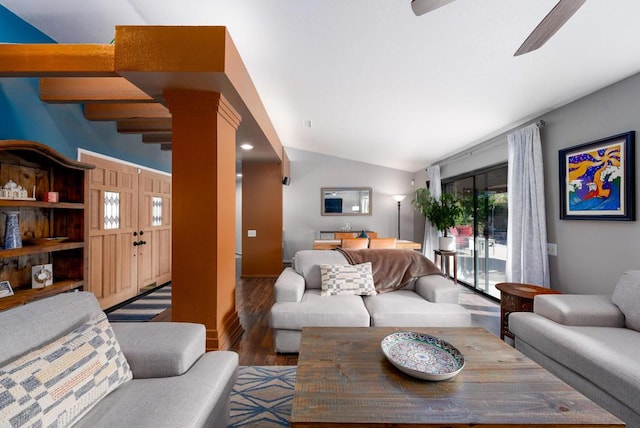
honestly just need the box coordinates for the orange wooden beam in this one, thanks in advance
[40,77,153,103]
[84,103,170,121]
[117,119,172,134]
[114,26,282,164]
[142,133,172,144]
[0,44,116,77]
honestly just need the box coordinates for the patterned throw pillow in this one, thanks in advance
[320,263,377,296]
[0,312,132,427]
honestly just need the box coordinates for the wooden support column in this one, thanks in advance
[164,89,243,351]
[241,162,284,277]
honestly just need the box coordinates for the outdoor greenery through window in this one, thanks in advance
[443,164,508,299]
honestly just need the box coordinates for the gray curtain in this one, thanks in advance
[506,124,550,287]
[422,165,441,261]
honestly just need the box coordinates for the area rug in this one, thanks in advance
[229,366,296,427]
[106,283,172,322]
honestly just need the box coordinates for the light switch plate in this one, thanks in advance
[247,230,257,238]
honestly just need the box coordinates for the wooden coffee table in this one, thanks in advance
[290,327,624,427]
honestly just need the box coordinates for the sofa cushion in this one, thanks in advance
[294,250,349,289]
[534,294,625,327]
[0,292,102,366]
[269,290,370,329]
[611,270,640,331]
[363,290,471,327]
[74,351,238,428]
[0,312,132,427]
[510,312,640,414]
[320,263,376,296]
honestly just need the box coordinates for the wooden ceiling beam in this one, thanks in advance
[0,44,116,77]
[84,103,171,121]
[117,119,172,134]
[142,133,172,144]
[40,77,153,103]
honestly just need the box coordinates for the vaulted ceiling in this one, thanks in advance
[4,0,640,172]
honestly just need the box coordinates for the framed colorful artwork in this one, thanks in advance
[559,131,635,220]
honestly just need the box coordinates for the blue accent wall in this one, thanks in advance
[0,6,171,172]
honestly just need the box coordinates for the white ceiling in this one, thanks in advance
[4,0,640,172]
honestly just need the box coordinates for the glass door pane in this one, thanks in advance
[474,169,508,298]
[444,165,508,300]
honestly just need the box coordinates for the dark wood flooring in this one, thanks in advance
[152,275,297,366]
[230,275,298,366]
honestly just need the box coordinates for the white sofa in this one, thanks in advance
[509,271,640,426]
[269,250,471,353]
[0,291,238,428]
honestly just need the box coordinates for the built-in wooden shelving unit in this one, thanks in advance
[0,140,94,311]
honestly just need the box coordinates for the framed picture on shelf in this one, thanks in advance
[32,263,54,289]
[559,131,635,220]
[0,281,14,298]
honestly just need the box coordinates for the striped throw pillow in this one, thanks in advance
[0,312,132,427]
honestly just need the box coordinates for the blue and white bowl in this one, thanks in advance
[381,331,465,381]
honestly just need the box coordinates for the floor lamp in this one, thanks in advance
[392,195,406,239]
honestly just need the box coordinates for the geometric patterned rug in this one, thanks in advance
[228,366,296,427]
[106,283,172,322]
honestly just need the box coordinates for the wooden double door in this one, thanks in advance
[82,153,172,309]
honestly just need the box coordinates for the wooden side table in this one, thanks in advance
[433,250,457,284]
[495,282,561,340]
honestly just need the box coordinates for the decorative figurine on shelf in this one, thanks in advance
[0,180,36,200]
[32,263,53,289]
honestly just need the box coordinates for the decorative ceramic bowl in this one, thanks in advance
[381,331,465,381]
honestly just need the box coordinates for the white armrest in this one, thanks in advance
[534,294,625,327]
[415,274,458,303]
[274,267,306,303]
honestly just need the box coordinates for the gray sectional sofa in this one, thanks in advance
[0,291,238,428]
[269,249,471,353]
[509,270,640,427]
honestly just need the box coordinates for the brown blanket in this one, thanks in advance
[336,248,444,294]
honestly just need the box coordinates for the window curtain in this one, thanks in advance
[506,124,550,287]
[422,165,441,261]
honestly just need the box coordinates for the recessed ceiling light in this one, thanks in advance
[240,143,254,151]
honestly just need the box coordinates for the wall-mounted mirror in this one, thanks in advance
[321,187,372,216]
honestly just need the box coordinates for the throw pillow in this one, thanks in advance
[611,270,640,331]
[320,262,376,297]
[0,312,132,427]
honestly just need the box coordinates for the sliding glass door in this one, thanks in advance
[444,165,508,299]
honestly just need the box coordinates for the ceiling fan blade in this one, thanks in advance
[514,0,586,56]
[411,0,456,16]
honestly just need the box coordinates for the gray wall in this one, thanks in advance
[283,148,415,261]
[540,72,640,294]
[420,71,640,295]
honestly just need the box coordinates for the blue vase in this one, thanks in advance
[4,211,22,249]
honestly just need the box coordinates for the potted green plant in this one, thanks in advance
[412,189,463,250]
